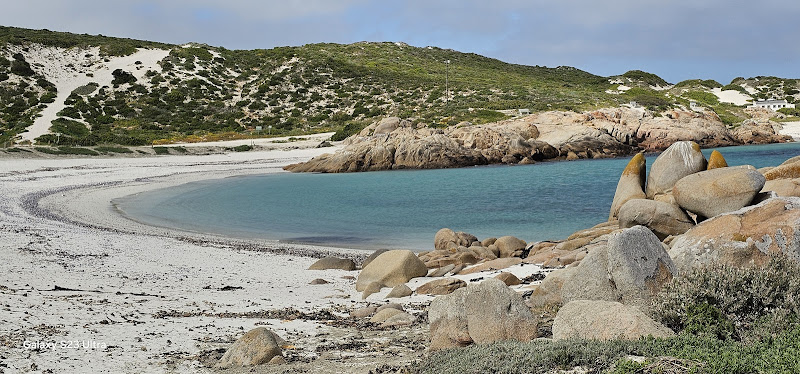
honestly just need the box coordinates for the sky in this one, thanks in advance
[2,0,799,84]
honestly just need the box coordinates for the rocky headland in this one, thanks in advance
[285,108,790,173]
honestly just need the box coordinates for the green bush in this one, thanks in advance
[684,90,720,106]
[721,84,748,94]
[152,146,170,155]
[94,146,133,154]
[652,256,800,341]
[331,122,368,141]
[111,69,136,86]
[621,70,668,87]
[34,146,99,156]
[231,144,252,152]
[72,82,99,96]
[50,118,89,137]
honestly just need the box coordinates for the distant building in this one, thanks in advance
[749,99,795,111]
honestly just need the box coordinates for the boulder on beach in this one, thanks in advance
[646,141,707,199]
[307,257,356,271]
[609,152,647,220]
[495,272,521,286]
[362,249,390,269]
[618,199,694,239]
[216,327,287,369]
[561,226,675,306]
[428,279,538,351]
[669,197,800,272]
[552,300,674,340]
[673,166,765,218]
[386,284,413,298]
[355,250,428,291]
[416,278,467,295]
[370,308,404,323]
[762,179,800,197]
[494,236,527,258]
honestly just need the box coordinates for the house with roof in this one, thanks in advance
[748,99,795,111]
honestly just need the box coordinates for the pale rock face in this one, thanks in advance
[646,141,707,198]
[216,327,286,369]
[618,199,694,239]
[427,278,538,351]
[673,167,766,218]
[561,226,675,307]
[416,278,467,295]
[668,197,800,272]
[609,152,647,220]
[355,250,427,291]
[762,178,800,197]
[552,300,674,340]
[763,160,800,181]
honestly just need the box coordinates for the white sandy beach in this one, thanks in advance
[0,139,545,373]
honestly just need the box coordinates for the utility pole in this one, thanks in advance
[445,60,450,104]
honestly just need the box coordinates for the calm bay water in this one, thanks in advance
[116,142,800,251]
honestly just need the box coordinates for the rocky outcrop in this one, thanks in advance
[668,197,800,272]
[355,250,428,291]
[763,160,800,180]
[428,279,538,351]
[552,300,674,340]
[731,119,792,144]
[673,167,765,218]
[287,106,769,173]
[216,327,287,368]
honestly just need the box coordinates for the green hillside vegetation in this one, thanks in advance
[1,26,799,146]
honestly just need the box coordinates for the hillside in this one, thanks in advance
[0,26,798,147]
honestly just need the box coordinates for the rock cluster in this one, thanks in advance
[418,229,528,272]
[287,106,785,173]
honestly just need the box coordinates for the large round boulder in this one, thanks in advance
[673,166,765,218]
[561,226,676,306]
[618,199,694,239]
[427,279,538,351]
[609,152,647,220]
[355,250,428,291]
[216,327,286,369]
[646,141,707,198]
[763,160,800,180]
[494,236,527,258]
[552,300,674,340]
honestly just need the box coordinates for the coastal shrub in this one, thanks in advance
[152,146,170,155]
[71,82,99,96]
[621,70,668,87]
[331,122,367,141]
[652,255,800,341]
[674,79,722,89]
[94,146,133,154]
[34,146,99,156]
[50,118,90,137]
[111,69,136,86]
[231,144,252,152]
[171,146,188,153]
[10,59,35,76]
[778,107,800,117]
[415,327,800,374]
[684,90,720,106]
[721,84,748,94]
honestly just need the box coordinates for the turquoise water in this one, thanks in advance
[116,142,800,251]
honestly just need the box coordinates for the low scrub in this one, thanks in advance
[34,146,99,156]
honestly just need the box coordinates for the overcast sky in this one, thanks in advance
[3,0,798,84]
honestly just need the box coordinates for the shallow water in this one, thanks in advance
[116,142,800,251]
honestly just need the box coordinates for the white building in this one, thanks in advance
[749,99,796,111]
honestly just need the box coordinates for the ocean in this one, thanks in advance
[115,142,800,251]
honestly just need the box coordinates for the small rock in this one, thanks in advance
[216,327,286,369]
[495,272,521,286]
[376,303,404,313]
[416,278,467,295]
[308,278,329,285]
[350,306,377,318]
[380,312,416,327]
[707,150,728,170]
[386,284,413,298]
[308,257,356,271]
[429,264,456,277]
[370,308,403,323]
[552,300,674,340]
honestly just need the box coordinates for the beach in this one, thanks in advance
[0,135,545,373]
[0,137,416,373]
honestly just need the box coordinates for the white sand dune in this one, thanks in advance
[16,46,170,144]
[711,87,752,106]
[778,121,800,140]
